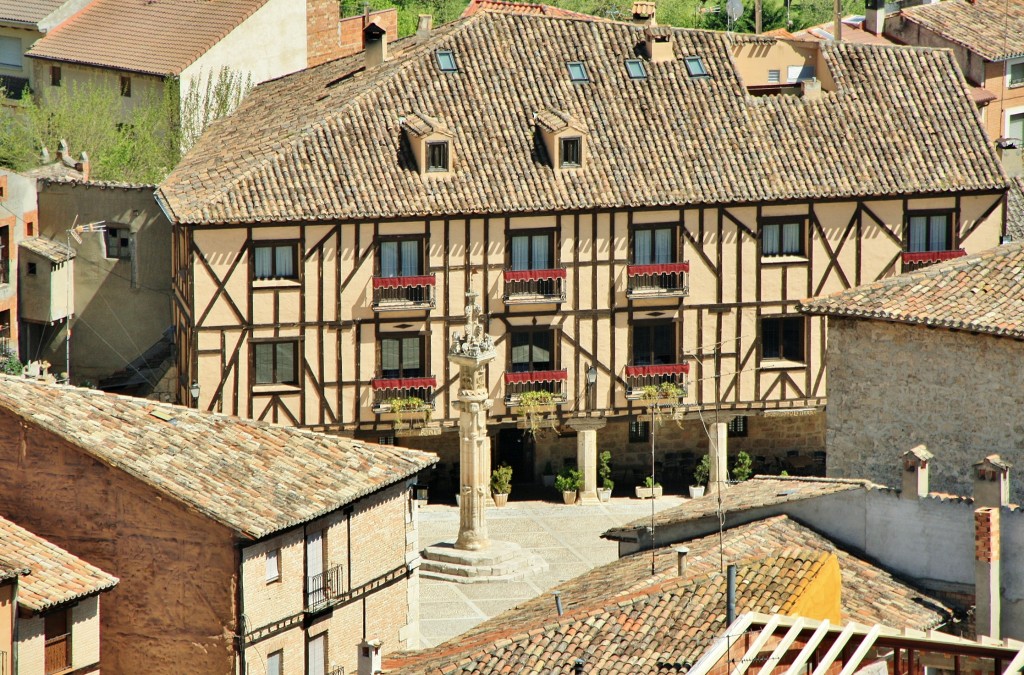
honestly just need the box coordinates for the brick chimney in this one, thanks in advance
[973,455,1011,509]
[975,507,1001,639]
[358,638,383,675]
[364,22,388,68]
[644,27,674,64]
[900,445,932,500]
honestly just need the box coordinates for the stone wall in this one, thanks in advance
[0,410,238,674]
[824,318,1024,502]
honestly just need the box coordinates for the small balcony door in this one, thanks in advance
[632,226,673,265]
[306,530,324,608]
[307,633,327,675]
[380,336,424,379]
[380,239,421,277]
[632,323,676,366]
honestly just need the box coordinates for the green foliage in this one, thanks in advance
[178,68,253,151]
[693,455,710,486]
[642,475,661,488]
[0,347,22,376]
[490,464,513,494]
[388,395,430,431]
[780,469,790,477]
[732,451,753,482]
[599,450,614,490]
[555,467,582,492]
[517,389,556,436]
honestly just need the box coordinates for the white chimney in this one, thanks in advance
[973,455,1011,509]
[675,546,689,576]
[358,638,383,675]
[416,14,433,39]
[900,445,932,500]
[864,0,885,35]
[364,23,388,69]
[975,507,1001,640]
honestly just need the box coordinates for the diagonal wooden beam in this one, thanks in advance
[860,203,903,247]
[783,619,832,675]
[836,624,882,675]
[755,618,806,675]
[810,623,859,675]
[682,226,718,277]
[732,614,785,675]
[194,241,248,327]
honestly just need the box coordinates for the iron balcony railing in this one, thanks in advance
[306,563,344,612]
[901,249,966,273]
[370,376,436,413]
[326,667,346,675]
[626,262,689,298]
[371,274,436,311]
[625,363,690,400]
[504,370,568,405]
[502,268,566,304]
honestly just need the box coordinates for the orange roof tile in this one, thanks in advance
[0,0,73,26]
[26,0,271,76]
[898,0,1024,62]
[461,0,602,20]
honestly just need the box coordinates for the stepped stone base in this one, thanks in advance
[420,539,548,583]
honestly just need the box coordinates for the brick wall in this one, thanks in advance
[0,410,239,674]
[15,615,43,673]
[307,0,399,68]
[71,595,101,669]
[824,318,1024,502]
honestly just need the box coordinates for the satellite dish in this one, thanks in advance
[726,0,743,21]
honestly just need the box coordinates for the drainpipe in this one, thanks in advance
[726,564,736,626]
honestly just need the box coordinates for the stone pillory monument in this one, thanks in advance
[420,291,545,581]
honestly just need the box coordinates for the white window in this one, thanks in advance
[253,242,296,279]
[0,37,21,69]
[762,221,802,257]
[267,650,282,675]
[265,548,280,582]
[308,634,326,675]
[907,213,950,252]
[786,65,815,83]
[1009,110,1024,143]
[1008,59,1024,88]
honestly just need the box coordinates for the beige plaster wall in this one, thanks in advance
[30,60,165,121]
[825,318,1024,502]
[0,26,40,99]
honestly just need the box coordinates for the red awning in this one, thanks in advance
[372,275,436,289]
[371,376,437,389]
[626,262,690,276]
[503,268,567,282]
[625,364,690,377]
[901,249,966,264]
[503,370,568,383]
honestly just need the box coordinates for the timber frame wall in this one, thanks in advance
[173,191,1006,433]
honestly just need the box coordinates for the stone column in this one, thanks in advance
[708,421,729,494]
[568,418,607,505]
[448,290,496,552]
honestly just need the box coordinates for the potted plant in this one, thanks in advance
[541,460,556,487]
[597,450,613,502]
[517,389,557,436]
[690,455,709,498]
[388,395,431,433]
[490,464,513,507]
[639,381,686,424]
[635,475,663,499]
[554,468,582,505]
[732,451,753,483]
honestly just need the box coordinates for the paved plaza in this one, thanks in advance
[414,495,687,648]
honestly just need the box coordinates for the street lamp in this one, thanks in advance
[189,381,200,405]
[586,365,597,410]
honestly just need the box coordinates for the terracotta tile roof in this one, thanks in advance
[19,237,76,264]
[898,0,1024,61]
[0,515,117,612]
[798,243,1024,340]
[792,17,899,46]
[460,0,602,20]
[0,376,438,539]
[157,12,1005,225]
[605,476,875,540]
[0,0,70,26]
[26,0,272,76]
[385,516,949,674]
[1008,176,1024,241]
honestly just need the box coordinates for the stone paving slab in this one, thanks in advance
[413,495,686,648]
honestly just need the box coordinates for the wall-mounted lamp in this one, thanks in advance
[586,365,597,386]
[586,365,597,410]
[189,381,200,402]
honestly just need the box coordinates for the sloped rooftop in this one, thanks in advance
[158,11,1005,225]
[0,0,70,26]
[0,376,437,539]
[898,0,1024,62]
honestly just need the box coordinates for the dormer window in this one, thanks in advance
[625,59,648,80]
[567,62,589,83]
[560,138,581,168]
[535,109,588,171]
[427,141,449,171]
[684,56,708,78]
[436,50,457,72]
[403,113,454,176]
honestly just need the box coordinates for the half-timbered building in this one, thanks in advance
[157,8,1008,483]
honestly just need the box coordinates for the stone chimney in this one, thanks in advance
[973,455,1011,509]
[364,22,388,68]
[675,546,689,576]
[76,151,90,182]
[975,507,1001,639]
[900,445,933,500]
[864,0,885,35]
[632,0,657,26]
[801,78,822,101]
[996,139,1022,179]
[644,27,674,64]
[358,638,383,675]
[416,14,433,40]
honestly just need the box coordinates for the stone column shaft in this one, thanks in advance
[568,418,607,505]
[708,422,728,494]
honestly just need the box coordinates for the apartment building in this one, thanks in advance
[157,8,1007,482]
[0,376,436,674]
[0,0,88,102]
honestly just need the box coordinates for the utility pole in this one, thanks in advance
[756,0,762,33]
[834,0,843,41]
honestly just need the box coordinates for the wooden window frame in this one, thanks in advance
[50,65,61,87]
[375,234,425,277]
[727,416,748,438]
[377,332,428,379]
[44,608,71,675]
[267,649,283,675]
[508,327,558,372]
[630,320,678,367]
[904,210,954,253]
[251,240,300,281]
[559,137,582,168]
[265,547,281,583]
[426,141,449,172]
[759,315,805,364]
[760,216,806,258]
[507,228,556,271]
[629,223,678,265]
[104,226,132,260]
[251,339,299,386]
[629,418,650,443]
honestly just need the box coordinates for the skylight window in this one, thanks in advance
[684,56,708,78]
[625,59,648,80]
[567,62,589,83]
[436,50,457,72]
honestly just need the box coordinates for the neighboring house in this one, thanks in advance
[157,8,1007,485]
[0,169,41,359]
[0,0,88,102]
[460,0,604,20]
[0,514,118,675]
[798,243,1024,500]
[0,375,437,674]
[23,0,396,134]
[384,514,951,673]
[881,0,1024,143]
[604,462,1024,638]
